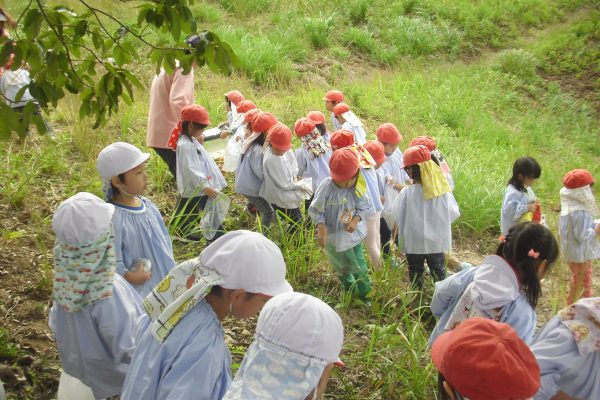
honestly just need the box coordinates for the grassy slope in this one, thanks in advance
[1,0,599,399]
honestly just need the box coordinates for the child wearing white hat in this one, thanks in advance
[49,192,147,399]
[223,292,344,400]
[121,230,293,400]
[97,142,177,298]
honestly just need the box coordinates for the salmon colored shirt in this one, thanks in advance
[146,67,195,149]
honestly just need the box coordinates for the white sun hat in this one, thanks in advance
[256,291,344,363]
[96,142,150,179]
[52,192,114,243]
[200,230,293,296]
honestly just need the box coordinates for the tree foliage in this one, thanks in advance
[0,0,239,138]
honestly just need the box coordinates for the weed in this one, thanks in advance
[0,329,21,360]
[347,0,369,26]
[495,49,540,83]
[303,15,335,49]
[341,27,377,55]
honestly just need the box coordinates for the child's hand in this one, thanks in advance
[380,196,385,205]
[317,224,327,248]
[204,187,218,199]
[393,183,404,191]
[124,265,151,285]
[527,203,537,212]
[345,216,360,233]
[594,223,600,235]
[219,131,230,139]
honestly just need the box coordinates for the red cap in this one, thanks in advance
[323,90,344,103]
[268,123,292,152]
[294,118,316,138]
[364,140,386,165]
[225,90,244,106]
[307,111,326,125]
[329,148,359,181]
[244,108,261,124]
[431,318,540,400]
[563,169,595,189]
[330,130,355,150]
[237,100,257,114]
[251,112,278,133]
[376,123,402,145]
[332,103,350,116]
[403,145,431,167]
[409,136,437,151]
[181,104,211,125]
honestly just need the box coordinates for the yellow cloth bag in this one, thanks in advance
[420,159,451,200]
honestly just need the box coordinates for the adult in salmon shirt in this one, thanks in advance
[146,37,198,180]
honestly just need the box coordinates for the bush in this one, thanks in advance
[348,0,369,25]
[495,49,540,82]
[341,27,377,55]
[303,15,334,49]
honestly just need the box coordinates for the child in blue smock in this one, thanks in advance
[559,169,600,304]
[393,145,460,288]
[121,230,293,400]
[294,117,332,209]
[169,104,227,242]
[531,297,600,400]
[501,156,542,236]
[49,192,147,399]
[309,148,373,304]
[332,103,367,145]
[323,90,344,131]
[96,142,176,298]
[429,222,559,346]
[235,111,278,228]
[307,110,331,142]
[330,130,383,268]
[260,123,309,230]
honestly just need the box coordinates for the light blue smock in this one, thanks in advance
[392,184,460,254]
[176,136,227,198]
[501,184,535,235]
[112,197,177,298]
[429,264,537,346]
[362,167,384,213]
[295,146,332,193]
[235,143,264,197]
[559,210,600,263]
[309,177,373,251]
[49,274,147,399]
[121,300,232,400]
[331,111,340,130]
[532,316,600,400]
[260,148,304,209]
[380,149,409,186]
[341,120,366,145]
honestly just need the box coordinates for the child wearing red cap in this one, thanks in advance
[392,145,459,288]
[559,169,599,304]
[307,110,331,142]
[376,123,410,263]
[430,222,559,346]
[308,148,374,305]
[168,104,227,242]
[531,297,600,400]
[431,317,540,400]
[330,130,384,267]
[260,123,310,230]
[218,90,246,139]
[221,99,257,173]
[294,117,332,209]
[501,157,542,236]
[235,111,278,229]
[332,103,367,145]
[323,90,344,130]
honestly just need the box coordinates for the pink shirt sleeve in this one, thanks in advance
[146,67,195,148]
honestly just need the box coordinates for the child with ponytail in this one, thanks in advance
[429,222,559,345]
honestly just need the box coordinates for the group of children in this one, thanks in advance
[45,84,599,399]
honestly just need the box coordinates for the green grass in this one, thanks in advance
[3,1,600,399]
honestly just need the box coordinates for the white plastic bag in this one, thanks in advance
[381,185,400,229]
[57,371,95,400]
[223,135,242,172]
[296,178,313,200]
[200,192,231,240]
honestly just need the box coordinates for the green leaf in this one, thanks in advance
[74,19,88,39]
[113,46,125,66]
[23,9,43,40]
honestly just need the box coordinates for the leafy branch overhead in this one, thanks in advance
[0,0,239,138]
